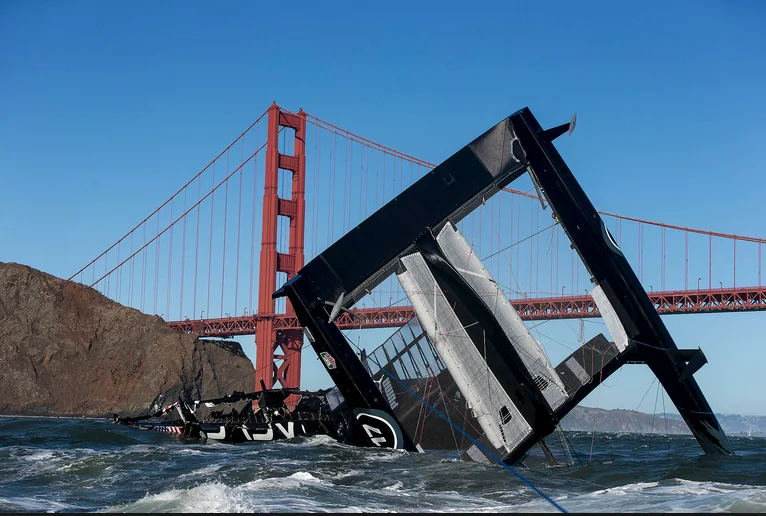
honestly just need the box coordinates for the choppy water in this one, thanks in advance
[1,416,765,513]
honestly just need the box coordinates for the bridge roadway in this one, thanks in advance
[167,285,766,338]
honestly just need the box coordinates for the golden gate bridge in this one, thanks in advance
[69,103,766,394]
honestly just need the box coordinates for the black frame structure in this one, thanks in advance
[275,107,734,461]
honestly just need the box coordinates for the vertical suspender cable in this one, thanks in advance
[537,206,543,295]
[364,146,369,219]
[235,140,244,317]
[166,198,174,319]
[116,242,121,303]
[221,151,230,317]
[509,190,514,291]
[180,188,187,319]
[329,133,335,244]
[131,235,137,308]
[517,201,522,295]
[141,221,147,312]
[707,235,713,289]
[351,140,355,228]
[684,230,689,290]
[342,139,348,234]
[382,151,387,206]
[638,223,644,282]
[154,215,160,314]
[529,201,533,295]
[207,163,215,318]
[128,234,134,307]
[312,125,320,258]
[660,226,666,291]
[555,225,559,295]
[193,176,201,319]
[249,128,259,312]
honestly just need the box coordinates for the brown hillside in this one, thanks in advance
[0,261,254,418]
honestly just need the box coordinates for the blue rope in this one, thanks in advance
[374,363,568,513]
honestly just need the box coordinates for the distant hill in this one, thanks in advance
[562,405,765,437]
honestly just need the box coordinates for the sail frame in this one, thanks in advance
[274,106,734,458]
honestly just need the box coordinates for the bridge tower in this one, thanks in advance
[255,102,306,393]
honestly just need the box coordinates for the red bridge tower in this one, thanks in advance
[255,103,306,393]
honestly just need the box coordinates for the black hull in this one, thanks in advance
[121,417,335,443]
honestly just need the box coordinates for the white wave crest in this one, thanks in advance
[517,478,766,513]
[100,482,257,513]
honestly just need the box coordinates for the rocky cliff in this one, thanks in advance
[0,261,255,418]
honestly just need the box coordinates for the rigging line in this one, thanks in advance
[559,422,584,466]
[526,320,552,331]
[620,376,658,433]
[482,222,559,261]
[339,323,563,509]
[661,386,670,454]
[358,285,462,453]
[588,353,606,462]
[650,379,661,435]
[484,207,528,300]
[336,305,564,511]
[562,318,588,340]
[453,224,552,368]
[532,329,577,353]
[436,297,465,454]
[361,349,568,513]
[435,370,463,456]
[416,376,437,444]
[600,365,623,388]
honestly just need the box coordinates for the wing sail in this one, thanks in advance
[397,250,532,453]
[435,222,569,411]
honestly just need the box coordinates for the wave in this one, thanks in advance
[518,478,766,513]
[4,418,766,513]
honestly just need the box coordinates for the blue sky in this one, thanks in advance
[1,1,765,416]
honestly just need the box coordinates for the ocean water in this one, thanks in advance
[1,416,765,513]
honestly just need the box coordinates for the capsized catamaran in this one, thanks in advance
[274,106,735,465]
[113,385,340,443]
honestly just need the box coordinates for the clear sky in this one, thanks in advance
[1,1,765,416]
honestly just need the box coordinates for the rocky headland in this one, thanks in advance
[0,261,254,418]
